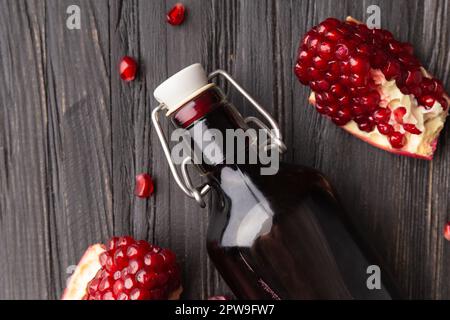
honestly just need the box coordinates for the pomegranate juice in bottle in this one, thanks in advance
[152,64,400,299]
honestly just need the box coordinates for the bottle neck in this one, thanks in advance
[170,86,253,173]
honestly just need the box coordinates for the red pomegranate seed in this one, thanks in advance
[349,55,370,74]
[377,123,393,135]
[144,252,165,272]
[167,3,186,26]
[117,292,130,300]
[357,119,375,132]
[393,107,407,123]
[403,124,422,135]
[112,279,124,296]
[130,287,151,300]
[335,44,350,60]
[373,108,391,123]
[318,41,335,60]
[419,95,436,109]
[119,56,138,82]
[405,68,422,87]
[382,60,401,80]
[444,222,450,241]
[389,132,406,149]
[135,173,154,198]
[102,291,115,300]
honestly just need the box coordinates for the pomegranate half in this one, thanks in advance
[62,237,182,300]
[295,17,449,159]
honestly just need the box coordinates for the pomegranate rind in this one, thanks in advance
[309,91,449,160]
[61,243,183,300]
[61,244,106,300]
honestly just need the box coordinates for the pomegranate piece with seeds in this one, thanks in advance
[62,237,182,300]
[295,17,449,160]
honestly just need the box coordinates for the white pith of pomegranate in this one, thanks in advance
[295,17,449,159]
[61,237,182,300]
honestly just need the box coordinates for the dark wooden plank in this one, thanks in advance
[0,0,50,300]
[44,0,112,299]
[424,0,450,300]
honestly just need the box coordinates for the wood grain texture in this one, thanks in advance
[0,0,448,299]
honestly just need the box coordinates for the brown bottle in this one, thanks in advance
[152,64,400,300]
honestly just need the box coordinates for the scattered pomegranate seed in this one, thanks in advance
[135,173,154,198]
[167,3,186,26]
[119,56,138,82]
[444,222,450,241]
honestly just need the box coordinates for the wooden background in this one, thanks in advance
[0,0,449,300]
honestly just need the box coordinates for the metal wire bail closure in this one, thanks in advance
[151,69,287,208]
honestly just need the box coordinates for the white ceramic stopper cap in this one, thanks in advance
[153,63,209,115]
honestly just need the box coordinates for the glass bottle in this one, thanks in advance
[152,64,400,300]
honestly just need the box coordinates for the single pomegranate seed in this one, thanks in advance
[127,259,144,274]
[357,119,375,132]
[335,44,350,60]
[387,40,403,54]
[135,173,154,198]
[119,56,138,82]
[310,80,330,92]
[377,123,394,135]
[167,3,186,26]
[332,107,352,126]
[325,104,340,116]
[317,41,335,60]
[294,63,309,85]
[404,68,423,87]
[324,29,343,42]
[444,222,450,241]
[144,252,165,272]
[136,268,158,288]
[87,279,100,295]
[117,292,130,300]
[403,124,422,135]
[114,247,128,269]
[419,95,436,109]
[130,287,151,300]
[308,67,323,81]
[373,108,391,123]
[349,55,370,74]
[312,56,329,71]
[102,291,115,300]
[393,107,407,123]
[359,91,380,112]
[389,132,406,149]
[112,279,124,296]
[382,60,401,80]
[99,277,113,292]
